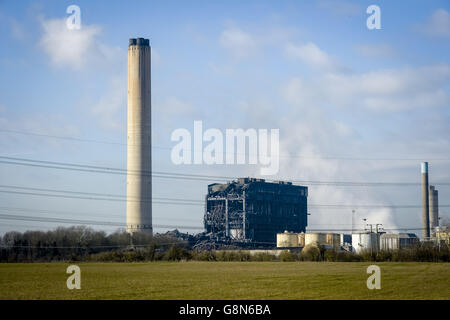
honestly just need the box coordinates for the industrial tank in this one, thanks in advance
[305,232,327,247]
[326,233,341,250]
[298,232,305,247]
[276,231,299,248]
[352,233,380,254]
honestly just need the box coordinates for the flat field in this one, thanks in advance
[0,262,448,299]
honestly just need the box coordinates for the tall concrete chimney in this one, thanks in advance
[126,38,152,234]
[421,162,430,239]
[429,185,439,236]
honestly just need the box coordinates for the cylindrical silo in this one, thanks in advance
[277,231,299,247]
[352,233,379,254]
[305,232,327,247]
[298,232,305,247]
[126,38,152,234]
[326,233,341,250]
[421,162,430,239]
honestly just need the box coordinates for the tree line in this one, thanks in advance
[1,226,448,262]
[0,226,187,262]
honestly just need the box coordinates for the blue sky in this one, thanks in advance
[0,0,449,237]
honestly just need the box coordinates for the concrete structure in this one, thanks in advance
[380,233,419,250]
[352,232,380,254]
[205,178,308,244]
[305,232,327,247]
[429,185,439,236]
[435,229,450,245]
[276,231,349,250]
[126,38,152,234]
[421,162,430,239]
[276,231,299,248]
[326,233,341,250]
[298,232,305,247]
[276,231,342,249]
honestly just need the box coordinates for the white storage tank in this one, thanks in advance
[352,233,380,254]
[305,232,327,247]
[298,232,305,247]
[276,230,299,248]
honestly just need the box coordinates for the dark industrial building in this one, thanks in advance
[204,178,308,245]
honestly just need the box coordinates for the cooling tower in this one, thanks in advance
[126,38,152,234]
[421,162,430,239]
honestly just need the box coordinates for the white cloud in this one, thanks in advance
[419,9,450,38]
[159,97,197,116]
[282,64,450,112]
[268,56,450,233]
[354,43,396,58]
[281,77,316,107]
[210,93,403,231]
[91,76,126,130]
[285,42,340,72]
[38,17,127,130]
[218,25,301,61]
[219,27,257,59]
[0,112,81,152]
[268,55,450,233]
[39,18,121,70]
[271,101,399,230]
[40,18,100,69]
[333,120,353,137]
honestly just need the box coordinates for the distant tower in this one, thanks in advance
[429,185,439,236]
[126,38,152,234]
[421,162,430,239]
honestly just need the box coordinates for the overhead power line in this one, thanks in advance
[0,189,202,206]
[0,213,203,230]
[0,129,126,146]
[0,184,200,203]
[2,155,450,187]
[2,128,450,161]
[0,212,428,233]
[0,206,200,223]
[0,206,372,225]
[1,183,449,209]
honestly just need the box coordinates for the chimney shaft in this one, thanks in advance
[126,38,152,234]
[421,162,430,239]
[429,185,439,236]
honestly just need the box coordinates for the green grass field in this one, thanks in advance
[0,262,449,299]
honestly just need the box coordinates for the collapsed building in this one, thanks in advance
[204,178,308,245]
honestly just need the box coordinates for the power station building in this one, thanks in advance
[126,38,152,234]
[204,178,308,244]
